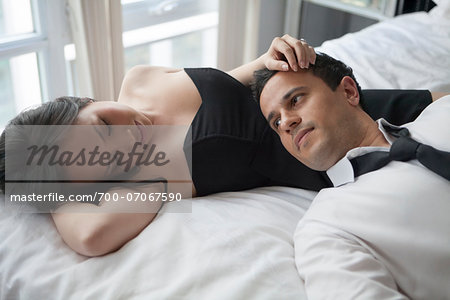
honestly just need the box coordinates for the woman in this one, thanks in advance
[0,35,437,256]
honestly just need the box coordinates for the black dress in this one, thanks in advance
[183,68,431,196]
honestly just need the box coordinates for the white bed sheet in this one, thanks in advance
[0,187,316,300]
[316,8,450,92]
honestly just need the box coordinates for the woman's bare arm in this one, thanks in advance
[228,35,316,86]
[431,92,449,102]
[51,184,164,257]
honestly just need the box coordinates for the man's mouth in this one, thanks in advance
[294,127,313,149]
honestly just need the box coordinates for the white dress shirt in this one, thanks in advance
[294,96,450,300]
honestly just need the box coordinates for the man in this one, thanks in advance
[253,53,450,299]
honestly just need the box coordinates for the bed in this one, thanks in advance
[1,3,450,299]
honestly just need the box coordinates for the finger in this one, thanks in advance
[299,39,316,68]
[296,40,308,69]
[283,35,311,69]
[274,37,298,71]
[280,44,298,71]
[308,46,316,65]
[301,40,312,68]
[295,40,317,68]
[266,59,289,72]
[282,35,302,68]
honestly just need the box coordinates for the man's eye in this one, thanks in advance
[292,95,302,106]
[274,118,281,128]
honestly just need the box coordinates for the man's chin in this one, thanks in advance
[299,154,336,172]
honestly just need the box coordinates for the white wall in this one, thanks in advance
[256,0,287,56]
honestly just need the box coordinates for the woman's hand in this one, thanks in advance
[228,35,316,86]
[262,34,316,72]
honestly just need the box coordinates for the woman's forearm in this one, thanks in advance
[227,55,266,86]
[52,206,160,257]
[52,186,163,257]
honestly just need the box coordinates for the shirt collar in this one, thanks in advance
[326,119,394,187]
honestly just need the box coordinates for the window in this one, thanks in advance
[0,53,41,127]
[121,0,219,71]
[1,0,220,128]
[0,0,72,128]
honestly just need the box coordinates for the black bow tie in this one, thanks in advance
[350,127,450,181]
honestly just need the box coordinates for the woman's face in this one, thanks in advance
[60,101,154,181]
[74,100,152,127]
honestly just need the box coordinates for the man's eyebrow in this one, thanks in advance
[282,86,307,101]
[266,86,307,125]
[267,111,275,125]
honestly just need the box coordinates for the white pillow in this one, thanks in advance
[430,0,450,18]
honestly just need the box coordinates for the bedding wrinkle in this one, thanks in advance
[317,12,450,92]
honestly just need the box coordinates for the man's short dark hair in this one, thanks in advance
[251,52,363,104]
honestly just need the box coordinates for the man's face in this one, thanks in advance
[259,70,358,171]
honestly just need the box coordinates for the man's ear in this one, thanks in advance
[340,76,360,106]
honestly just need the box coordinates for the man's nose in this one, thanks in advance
[279,111,301,134]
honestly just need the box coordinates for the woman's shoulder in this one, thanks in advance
[119,66,185,99]
[123,66,183,86]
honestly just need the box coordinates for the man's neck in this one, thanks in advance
[357,118,390,149]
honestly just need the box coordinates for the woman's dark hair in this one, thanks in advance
[0,96,93,210]
[252,52,363,104]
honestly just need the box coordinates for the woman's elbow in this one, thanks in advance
[53,211,156,257]
[69,228,118,257]
[68,213,155,257]
[70,225,120,257]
